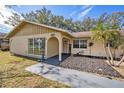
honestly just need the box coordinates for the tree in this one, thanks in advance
[116,37,124,66]
[63,18,73,31]
[91,25,112,65]
[3,6,23,27]
[82,17,96,31]
[92,13,116,65]
[4,12,22,26]
[22,7,97,32]
[51,15,64,28]
[104,12,124,66]
[22,11,37,22]
[105,30,121,65]
[73,21,83,32]
[92,13,123,66]
[36,7,52,25]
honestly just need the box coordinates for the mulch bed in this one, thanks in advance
[60,55,124,78]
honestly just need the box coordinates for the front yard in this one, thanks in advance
[0,51,124,88]
[0,51,69,88]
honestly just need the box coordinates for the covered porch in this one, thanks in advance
[27,32,72,63]
[44,33,72,63]
[42,54,70,66]
[45,33,71,64]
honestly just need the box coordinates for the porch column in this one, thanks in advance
[67,40,69,54]
[59,38,62,61]
[45,38,47,59]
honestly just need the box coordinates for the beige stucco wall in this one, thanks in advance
[10,36,28,56]
[90,41,106,57]
[91,41,123,58]
[10,33,62,59]
[71,38,123,58]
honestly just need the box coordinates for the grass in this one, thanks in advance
[0,51,69,88]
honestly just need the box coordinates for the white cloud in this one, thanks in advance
[78,6,94,19]
[0,5,24,33]
[69,5,94,20]
[0,5,23,29]
[82,5,92,10]
[70,11,77,17]
[16,5,21,8]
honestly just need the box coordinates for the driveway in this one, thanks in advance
[26,63,124,88]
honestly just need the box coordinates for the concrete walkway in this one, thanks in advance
[26,63,124,88]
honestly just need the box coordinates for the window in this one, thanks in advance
[80,40,87,48]
[28,39,33,54]
[28,38,45,55]
[73,39,87,48]
[73,40,80,48]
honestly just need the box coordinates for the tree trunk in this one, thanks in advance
[107,43,114,66]
[113,49,116,60]
[103,43,112,65]
[117,55,124,66]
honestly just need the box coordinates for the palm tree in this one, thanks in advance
[104,13,123,65]
[116,37,124,66]
[91,13,121,65]
[92,13,111,64]
[104,30,121,65]
[92,31,112,65]
[91,21,112,65]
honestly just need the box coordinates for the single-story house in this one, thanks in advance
[6,20,124,61]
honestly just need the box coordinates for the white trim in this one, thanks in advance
[59,36,62,61]
[28,37,45,56]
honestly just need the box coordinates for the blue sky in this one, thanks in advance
[11,5,124,20]
[0,5,124,33]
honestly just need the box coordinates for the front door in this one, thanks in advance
[69,44,71,54]
[63,40,68,53]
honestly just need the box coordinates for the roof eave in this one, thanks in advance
[5,20,26,38]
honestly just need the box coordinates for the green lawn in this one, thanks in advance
[0,51,69,88]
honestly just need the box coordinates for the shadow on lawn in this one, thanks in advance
[0,64,34,87]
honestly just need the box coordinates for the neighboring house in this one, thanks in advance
[0,33,9,50]
[6,20,124,61]
[0,32,5,47]
[0,36,4,48]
